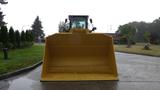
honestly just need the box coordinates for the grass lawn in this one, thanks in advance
[0,44,44,75]
[114,43,160,57]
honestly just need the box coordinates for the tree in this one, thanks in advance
[0,0,8,4]
[123,17,160,44]
[58,21,69,32]
[15,30,21,48]
[20,30,26,47]
[58,21,65,32]
[128,21,150,42]
[0,11,6,27]
[21,30,26,42]
[0,27,1,42]
[25,30,34,47]
[143,31,151,43]
[31,16,44,42]
[9,27,15,47]
[26,30,34,42]
[0,0,7,27]
[0,26,8,47]
[26,30,30,42]
[149,18,160,44]
[118,24,136,48]
[30,30,34,42]
[150,33,159,44]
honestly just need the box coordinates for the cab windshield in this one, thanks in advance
[71,20,86,29]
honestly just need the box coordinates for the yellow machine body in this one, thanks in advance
[41,29,118,81]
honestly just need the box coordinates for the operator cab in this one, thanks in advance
[61,15,96,32]
[69,15,88,29]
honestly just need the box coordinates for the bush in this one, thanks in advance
[143,43,151,50]
[150,39,160,45]
[115,37,136,45]
[20,41,34,48]
[5,42,14,49]
[116,38,127,44]
[0,42,14,49]
[20,42,25,48]
[26,42,34,47]
[41,38,45,43]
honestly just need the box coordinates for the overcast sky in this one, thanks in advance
[1,0,160,36]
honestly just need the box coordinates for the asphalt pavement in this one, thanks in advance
[0,52,160,90]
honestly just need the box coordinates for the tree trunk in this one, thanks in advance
[126,38,131,48]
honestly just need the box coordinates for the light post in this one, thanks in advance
[2,48,8,60]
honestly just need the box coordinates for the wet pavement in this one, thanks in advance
[0,52,160,90]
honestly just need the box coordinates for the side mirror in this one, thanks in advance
[92,27,97,31]
[90,19,93,23]
[65,19,67,23]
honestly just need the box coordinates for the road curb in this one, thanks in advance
[0,61,42,80]
[116,51,160,57]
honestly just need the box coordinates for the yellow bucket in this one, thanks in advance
[41,29,118,81]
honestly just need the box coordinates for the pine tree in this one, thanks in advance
[21,30,26,42]
[0,28,2,42]
[25,30,34,46]
[0,29,2,48]
[9,27,15,45]
[15,30,21,48]
[26,30,34,42]
[0,0,7,45]
[26,30,30,42]
[30,30,34,42]
[21,30,26,47]
[31,16,44,42]
[1,26,8,47]
[0,11,6,27]
[0,0,7,26]
[0,0,7,27]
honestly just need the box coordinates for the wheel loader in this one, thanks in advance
[41,15,118,81]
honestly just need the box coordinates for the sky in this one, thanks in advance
[1,0,160,36]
